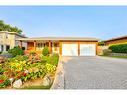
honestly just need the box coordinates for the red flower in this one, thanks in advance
[0,80,4,83]
[22,72,26,76]
[17,75,21,79]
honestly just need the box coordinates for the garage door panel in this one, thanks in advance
[62,50,78,56]
[80,44,96,56]
[62,44,78,56]
[62,44,78,50]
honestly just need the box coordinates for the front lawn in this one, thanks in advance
[100,55,127,59]
[21,84,51,89]
[0,53,59,89]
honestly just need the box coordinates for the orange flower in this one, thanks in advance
[0,80,4,83]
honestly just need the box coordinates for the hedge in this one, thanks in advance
[109,44,127,53]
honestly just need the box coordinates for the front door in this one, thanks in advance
[27,42,34,50]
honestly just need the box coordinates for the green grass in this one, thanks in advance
[100,55,127,59]
[20,85,51,90]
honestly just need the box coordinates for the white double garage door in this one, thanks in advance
[62,43,96,56]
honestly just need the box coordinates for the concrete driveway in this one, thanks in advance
[61,56,127,89]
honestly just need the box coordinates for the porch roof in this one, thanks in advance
[16,37,100,42]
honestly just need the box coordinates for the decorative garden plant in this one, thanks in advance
[0,53,59,89]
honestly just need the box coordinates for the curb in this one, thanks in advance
[50,57,64,89]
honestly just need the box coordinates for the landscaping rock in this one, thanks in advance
[9,78,14,83]
[13,79,22,88]
[24,69,29,74]
[42,75,52,86]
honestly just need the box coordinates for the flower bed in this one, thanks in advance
[0,53,59,89]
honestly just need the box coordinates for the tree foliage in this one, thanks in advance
[0,20,22,34]
[98,41,105,46]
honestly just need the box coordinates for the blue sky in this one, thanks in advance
[0,6,127,40]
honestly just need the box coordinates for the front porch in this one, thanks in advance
[19,40,60,55]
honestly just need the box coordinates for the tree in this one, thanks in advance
[98,41,105,46]
[18,29,22,34]
[0,20,4,31]
[0,20,22,34]
[3,25,10,31]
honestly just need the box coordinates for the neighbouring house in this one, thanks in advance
[17,37,99,56]
[105,35,127,46]
[0,31,27,52]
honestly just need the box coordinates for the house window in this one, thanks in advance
[5,34,8,39]
[44,43,49,47]
[1,45,3,51]
[37,43,40,47]
[37,43,43,48]
[22,47,25,50]
[6,45,10,51]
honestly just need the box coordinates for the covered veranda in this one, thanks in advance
[17,38,61,55]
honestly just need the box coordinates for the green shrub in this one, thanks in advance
[51,53,59,66]
[109,44,127,53]
[0,65,5,74]
[0,79,10,88]
[8,46,24,57]
[0,52,2,54]
[42,45,49,56]
[44,53,59,66]
[0,75,7,80]
[42,53,59,66]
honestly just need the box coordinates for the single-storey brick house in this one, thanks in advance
[17,37,99,56]
[105,35,127,46]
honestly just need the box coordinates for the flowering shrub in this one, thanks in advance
[0,54,59,88]
[0,64,5,74]
[0,79,10,88]
[0,75,10,88]
[45,63,56,73]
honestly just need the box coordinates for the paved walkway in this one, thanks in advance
[62,56,127,89]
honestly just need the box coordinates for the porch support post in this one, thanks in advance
[20,41,22,49]
[59,41,62,55]
[49,41,52,54]
[78,42,80,56]
[34,40,36,51]
[96,42,98,55]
